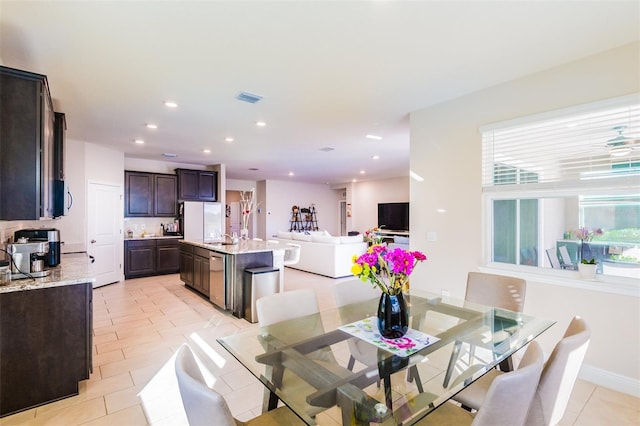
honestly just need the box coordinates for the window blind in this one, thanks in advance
[481,96,640,189]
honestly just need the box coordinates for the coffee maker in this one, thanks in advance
[6,241,50,279]
[14,228,61,267]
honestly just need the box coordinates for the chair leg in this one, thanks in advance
[384,376,393,410]
[443,340,463,388]
[407,365,424,394]
[347,355,355,371]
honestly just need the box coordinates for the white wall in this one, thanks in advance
[264,180,341,238]
[349,177,409,233]
[409,42,640,389]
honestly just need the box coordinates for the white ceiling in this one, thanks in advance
[1,1,638,185]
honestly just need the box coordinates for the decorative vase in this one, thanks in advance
[578,263,597,280]
[377,292,408,339]
[240,228,249,240]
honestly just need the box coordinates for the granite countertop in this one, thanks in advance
[181,239,284,255]
[125,235,183,241]
[0,253,95,294]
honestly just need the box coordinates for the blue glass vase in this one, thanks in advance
[377,292,408,339]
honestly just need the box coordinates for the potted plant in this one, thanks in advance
[571,227,603,279]
[351,244,427,338]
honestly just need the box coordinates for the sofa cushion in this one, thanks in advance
[340,234,364,244]
[293,233,313,242]
[312,235,341,244]
[277,231,292,239]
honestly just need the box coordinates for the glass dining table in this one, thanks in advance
[217,289,555,425]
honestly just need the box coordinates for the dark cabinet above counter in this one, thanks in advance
[124,171,177,217]
[176,168,217,202]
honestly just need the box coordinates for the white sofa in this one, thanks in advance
[272,231,368,278]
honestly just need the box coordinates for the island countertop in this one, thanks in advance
[0,253,95,294]
[180,239,285,255]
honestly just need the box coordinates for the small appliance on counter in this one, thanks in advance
[5,241,50,279]
[14,228,61,267]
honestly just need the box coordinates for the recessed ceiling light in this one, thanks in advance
[360,170,365,174]
[372,155,380,160]
[203,149,211,154]
[134,139,144,145]
[256,121,267,127]
[163,153,177,158]
[164,101,178,108]
[225,137,234,143]
[288,172,294,176]
[146,123,158,129]
[366,134,382,140]
[352,179,357,183]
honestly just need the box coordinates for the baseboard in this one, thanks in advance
[580,363,640,398]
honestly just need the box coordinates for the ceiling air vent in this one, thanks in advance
[236,91,263,104]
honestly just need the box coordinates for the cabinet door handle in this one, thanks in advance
[89,255,95,264]
[91,239,96,244]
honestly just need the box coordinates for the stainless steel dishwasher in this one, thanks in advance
[209,252,226,309]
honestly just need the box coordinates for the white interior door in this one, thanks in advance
[88,181,122,288]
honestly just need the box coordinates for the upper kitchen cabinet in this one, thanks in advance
[176,168,217,201]
[124,171,177,217]
[0,66,55,220]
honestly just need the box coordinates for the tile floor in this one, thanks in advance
[2,269,638,426]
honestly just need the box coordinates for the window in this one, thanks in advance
[482,95,640,279]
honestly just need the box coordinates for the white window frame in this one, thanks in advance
[481,94,640,298]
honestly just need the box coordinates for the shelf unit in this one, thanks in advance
[289,205,319,232]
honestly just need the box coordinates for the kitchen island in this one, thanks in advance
[179,239,285,319]
[0,253,94,417]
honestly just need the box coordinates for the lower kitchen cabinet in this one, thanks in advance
[0,282,92,416]
[124,238,180,279]
[180,243,210,297]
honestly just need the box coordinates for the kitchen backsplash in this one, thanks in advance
[124,217,179,238]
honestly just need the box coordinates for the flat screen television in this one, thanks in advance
[377,202,409,232]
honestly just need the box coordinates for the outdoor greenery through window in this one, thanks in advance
[481,95,640,279]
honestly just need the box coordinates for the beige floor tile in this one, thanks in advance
[574,386,640,425]
[31,397,106,426]
[104,383,145,414]
[81,404,148,426]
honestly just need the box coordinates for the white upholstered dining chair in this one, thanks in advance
[417,340,544,426]
[454,316,590,426]
[174,344,303,426]
[443,272,527,387]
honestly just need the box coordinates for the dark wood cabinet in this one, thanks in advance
[125,238,180,279]
[193,247,211,297]
[124,239,155,278]
[125,171,177,217]
[180,243,194,285]
[0,283,92,416]
[176,168,218,201]
[53,112,66,180]
[180,243,210,297]
[156,238,180,274]
[0,66,55,220]
[154,174,178,216]
[125,172,153,217]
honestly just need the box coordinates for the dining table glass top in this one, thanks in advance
[217,289,555,425]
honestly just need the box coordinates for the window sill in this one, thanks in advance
[480,263,640,298]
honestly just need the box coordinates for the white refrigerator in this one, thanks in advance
[181,201,223,242]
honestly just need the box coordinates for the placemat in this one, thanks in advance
[338,316,440,357]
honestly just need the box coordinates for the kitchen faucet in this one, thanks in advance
[222,233,239,245]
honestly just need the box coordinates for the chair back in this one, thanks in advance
[256,288,318,327]
[333,279,380,307]
[174,344,236,426]
[525,316,591,426]
[283,243,301,265]
[558,246,574,268]
[466,272,527,312]
[546,248,562,269]
[472,341,544,426]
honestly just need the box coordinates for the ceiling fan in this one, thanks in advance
[606,125,640,157]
